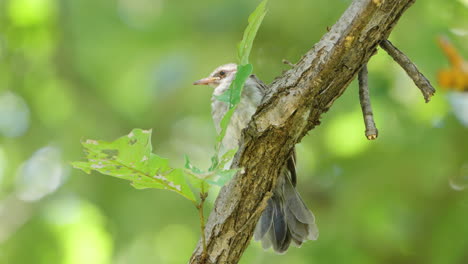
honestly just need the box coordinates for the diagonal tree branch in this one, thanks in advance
[190,0,422,263]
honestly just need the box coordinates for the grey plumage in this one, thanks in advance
[195,63,319,253]
[254,158,318,253]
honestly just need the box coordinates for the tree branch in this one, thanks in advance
[190,0,422,263]
[380,39,436,103]
[358,65,379,140]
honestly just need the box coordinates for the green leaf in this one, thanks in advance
[72,129,197,202]
[237,0,268,65]
[183,155,211,197]
[217,106,236,145]
[211,1,268,174]
[214,89,233,104]
[184,154,203,174]
[215,64,253,108]
[214,64,253,146]
[211,64,252,172]
[208,153,219,172]
[218,148,238,169]
[185,153,236,191]
[206,169,238,187]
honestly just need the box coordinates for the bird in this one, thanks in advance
[194,63,319,253]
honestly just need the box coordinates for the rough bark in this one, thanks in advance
[190,0,417,263]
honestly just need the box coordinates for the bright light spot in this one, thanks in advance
[450,163,468,191]
[15,146,68,201]
[44,198,112,264]
[0,147,6,185]
[8,0,56,27]
[154,224,196,264]
[458,0,468,8]
[325,110,371,157]
[448,92,468,127]
[43,195,81,225]
[0,92,30,138]
[450,28,468,36]
[117,0,164,29]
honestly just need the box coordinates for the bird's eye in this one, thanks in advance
[219,71,226,77]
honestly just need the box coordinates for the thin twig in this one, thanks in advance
[197,185,209,262]
[380,39,436,103]
[282,59,295,67]
[358,65,378,140]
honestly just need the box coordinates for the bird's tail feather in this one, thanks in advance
[254,176,318,253]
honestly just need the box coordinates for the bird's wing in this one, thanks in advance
[250,74,270,96]
[286,149,297,187]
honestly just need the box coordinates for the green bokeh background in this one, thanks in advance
[0,0,468,263]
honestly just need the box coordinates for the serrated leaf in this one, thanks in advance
[72,129,197,202]
[237,0,268,65]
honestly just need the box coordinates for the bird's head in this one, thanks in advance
[193,63,238,94]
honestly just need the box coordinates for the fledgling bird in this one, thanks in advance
[194,63,319,253]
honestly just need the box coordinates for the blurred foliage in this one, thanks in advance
[0,0,467,264]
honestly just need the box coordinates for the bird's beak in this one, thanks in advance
[193,77,220,85]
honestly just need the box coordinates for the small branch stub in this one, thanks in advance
[380,40,436,103]
[358,65,378,140]
[282,59,295,67]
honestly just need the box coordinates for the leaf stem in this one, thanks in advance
[197,184,209,262]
